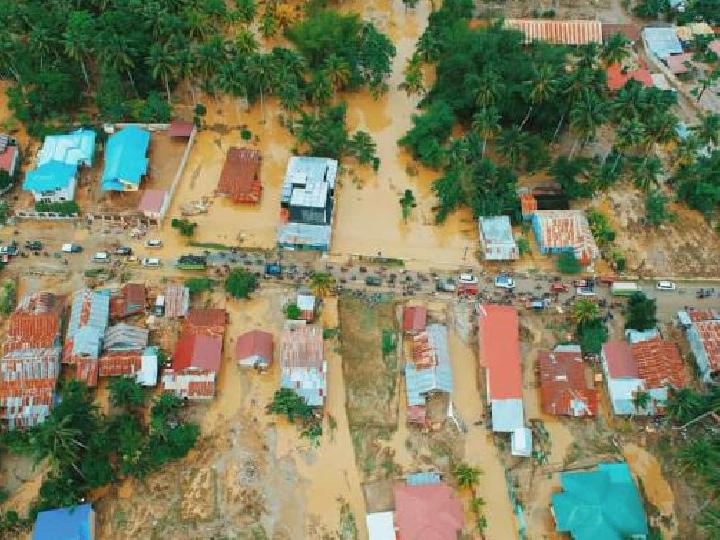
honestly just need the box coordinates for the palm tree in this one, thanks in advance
[31,415,85,476]
[613,118,647,173]
[576,42,600,70]
[632,156,663,192]
[673,135,701,168]
[323,54,351,99]
[147,42,179,102]
[632,389,651,414]
[699,505,720,537]
[497,126,529,169]
[246,53,275,121]
[601,33,630,66]
[310,273,336,297]
[473,69,505,109]
[454,463,482,490]
[521,64,559,128]
[196,35,226,88]
[399,53,424,96]
[348,131,377,166]
[98,33,136,89]
[696,113,720,147]
[665,386,702,423]
[572,299,599,326]
[569,90,608,157]
[234,29,259,55]
[472,106,500,158]
[184,7,211,40]
[309,72,332,110]
[399,189,417,221]
[677,438,720,476]
[63,11,94,87]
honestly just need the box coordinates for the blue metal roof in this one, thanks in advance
[33,503,94,540]
[38,129,96,168]
[23,161,77,192]
[101,126,150,191]
[405,324,453,406]
[406,472,441,486]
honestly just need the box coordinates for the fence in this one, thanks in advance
[13,210,79,221]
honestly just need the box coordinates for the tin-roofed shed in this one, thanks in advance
[236,330,274,369]
[405,324,453,407]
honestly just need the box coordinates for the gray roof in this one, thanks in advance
[104,323,149,351]
[490,398,525,432]
[625,328,659,344]
[67,289,110,359]
[642,27,683,59]
[277,222,332,249]
[405,324,453,406]
[280,156,338,207]
[479,216,515,244]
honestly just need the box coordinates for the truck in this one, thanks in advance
[264,262,282,276]
[611,281,639,297]
[177,255,207,270]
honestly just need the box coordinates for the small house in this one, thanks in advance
[33,503,95,540]
[601,341,644,416]
[531,210,599,265]
[539,344,598,417]
[99,346,158,386]
[110,283,146,319]
[504,19,603,45]
[402,305,427,335]
[551,463,648,539]
[163,283,190,318]
[606,62,653,92]
[479,216,519,260]
[602,23,641,44]
[393,478,463,540]
[297,292,316,322]
[631,338,687,413]
[103,323,149,352]
[280,325,326,407]
[216,147,262,203]
[236,330,274,370]
[168,120,195,139]
[138,189,168,220]
[101,125,150,192]
[642,27,683,61]
[0,134,19,179]
[64,289,111,387]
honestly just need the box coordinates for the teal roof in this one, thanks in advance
[24,161,76,192]
[38,129,96,168]
[33,503,94,540]
[101,126,150,191]
[552,463,648,540]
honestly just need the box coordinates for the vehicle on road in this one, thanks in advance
[177,255,206,270]
[92,251,110,263]
[145,239,163,248]
[0,243,19,256]
[142,257,161,267]
[25,240,42,251]
[494,275,515,289]
[114,246,132,256]
[550,282,569,293]
[265,262,282,276]
[365,276,382,286]
[576,286,597,296]
[459,273,479,284]
[697,288,715,299]
[62,243,83,253]
[656,280,677,291]
[611,282,639,297]
[435,278,456,292]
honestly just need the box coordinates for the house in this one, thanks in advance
[478,305,527,441]
[99,346,158,386]
[405,324,453,424]
[539,344,598,417]
[0,292,64,429]
[168,120,195,139]
[393,478,463,540]
[278,156,339,251]
[479,216,519,260]
[681,310,720,382]
[402,305,427,334]
[138,189,168,220]
[33,503,96,540]
[162,308,227,400]
[64,289,111,387]
[631,338,687,413]
[101,125,150,191]
[601,341,644,415]
[504,19,603,45]
[216,147,262,203]
[236,330,274,370]
[531,210,599,264]
[0,134,19,179]
[606,62,653,91]
[110,283,146,319]
[104,323,149,351]
[280,325,326,407]
[24,128,96,203]
[297,292,316,322]
[163,283,190,318]
[642,27,683,61]
[551,463,648,539]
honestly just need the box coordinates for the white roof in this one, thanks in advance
[607,378,645,415]
[511,427,533,457]
[137,347,159,386]
[491,398,525,432]
[366,512,395,540]
[297,293,316,311]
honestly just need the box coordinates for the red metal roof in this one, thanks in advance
[506,19,603,45]
[520,193,538,216]
[173,332,223,372]
[186,308,227,335]
[280,325,324,371]
[478,305,522,400]
[138,189,167,215]
[5,293,64,353]
[607,62,653,91]
[235,330,273,364]
[402,306,428,333]
[631,338,686,390]
[688,308,718,322]
[539,348,598,417]
[603,341,638,378]
[216,147,262,203]
[394,482,464,540]
[99,351,142,377]
[0,145,17,174]
[168,120,194,138]
[111,283,146,319]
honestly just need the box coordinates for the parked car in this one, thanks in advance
[550,282,569,293]
[142,257,162,267]
[435,278,457,292]
[365,276,381,286]
[144,239,163,248]
[0,242,18,256]
[25,240,42,251]
[459,273,479,284]
[265,262,282,276]
[576,286,596,296]
[62,243,83,253]
[494,275,515,289]
[656,280,677,291]
[114,246,132,256]
[697,288,715,299]
[92,251,110,263]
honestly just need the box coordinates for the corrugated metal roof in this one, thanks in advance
[539,346,597,417]
[66,289,110,360]
[478,305,522,400]
[405,324,453,406]
[632,338,686,391]
[505,19,602,45]
[173,332,223,372]
[186,308,227,334]
[161,370,216,399]
[33,504,95,540]
[217,147,262,203]
[277,221,332,249]
[479,216,519,260]
[101,126,150,191]
[402,306,427,333]
[602,341,637,379]
[602,23,641,42]
[168,120,194,138]
[643,27,683,60]
[280,156,338,206]
[280,325,325,407]
[138,189,167,215]
[0,144,17,174]
[37,129,96,167]
[394,483,463,540]
[164,284,189,318]
[235,330,273,365]
[490,398,525,432]
[532,210,599,262]
[23,160,76,192]
[104,323,149,351]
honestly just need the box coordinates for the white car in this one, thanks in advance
[576,287,597,296]
[495,275,515,289]
[459,273,479,284]
[145,239,163,248]
[656,280,677,291]
[142,257,162,268]
[92,251,110,263]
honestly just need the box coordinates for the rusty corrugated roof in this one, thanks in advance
[217,147,262,203]
[506,19,603,45]
[539,347,597,417]
[631,338,686,390]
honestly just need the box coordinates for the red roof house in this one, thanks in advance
[172,333,223,372]
[667,53,693,75]
[393,482,464,540]
[539,345,598,417]
[607,62,653,91]
[0,143,18,177]
[236,330,274,369]
[138,189,168,219]
[402,306,428,334]
[632,338,687,390]
[186,308,227,335]
[110,283,146,319]
[602,341,638,378]
[216,147,262,203]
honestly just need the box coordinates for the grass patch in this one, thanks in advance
[188,241,235,250]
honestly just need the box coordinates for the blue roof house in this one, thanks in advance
[552,462,648,540]
[101,126,151,191]
[33,503,95,540]
[37,129,96,168]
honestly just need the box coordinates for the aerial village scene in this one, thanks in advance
[5,0,720,540]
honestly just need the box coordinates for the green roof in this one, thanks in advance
[552,463,648,540]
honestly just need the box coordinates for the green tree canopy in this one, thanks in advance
[624,292,657,331]
[225,268,258,299]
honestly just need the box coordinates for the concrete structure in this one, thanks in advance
[601,341,644,415]
[551,463,648,539]
[101,125,150,191]
[64,289,111,387]
[479,216,519,260]
[235,330,274,370]
[216,147,262,203]
[280,324,326,407]
[539,344,598,417]
[531,210,599,264]
[33,503,95,540]
[278,156,338,252]
[505,19,603,45]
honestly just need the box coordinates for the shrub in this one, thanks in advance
[556,252,582,274]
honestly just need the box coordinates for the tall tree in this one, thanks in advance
[147,41,179,101]
[601,33,630,66]
[471,106,500,158]
[63,11,95,87]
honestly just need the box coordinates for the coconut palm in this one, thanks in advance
[399,53,424,96]
[472,106,500,158]
[632,390,651,414]
[98,33,136,88]
[632,156,663,192]
[246,53,276,121]
[234,29,259,55]
[521,63,559,128]
[454,463,482,490]
[572,299,600,326]
[147,42,179,102]
[601,33,630,66]
[677,438,720,477]
[613,118,647,174]
[196,35,225,87]
[309,72,332,109]
[31,415,85,476]
[323,54,351,98]
[699,505,720,538]
[497,126,529,168]
[399,189,417,221]
[673,134,701,168]
[569,90,608,157]
[665,386,702,424]
[63,11,94,87]
[473,69,505,109]
[310,272,336,297]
